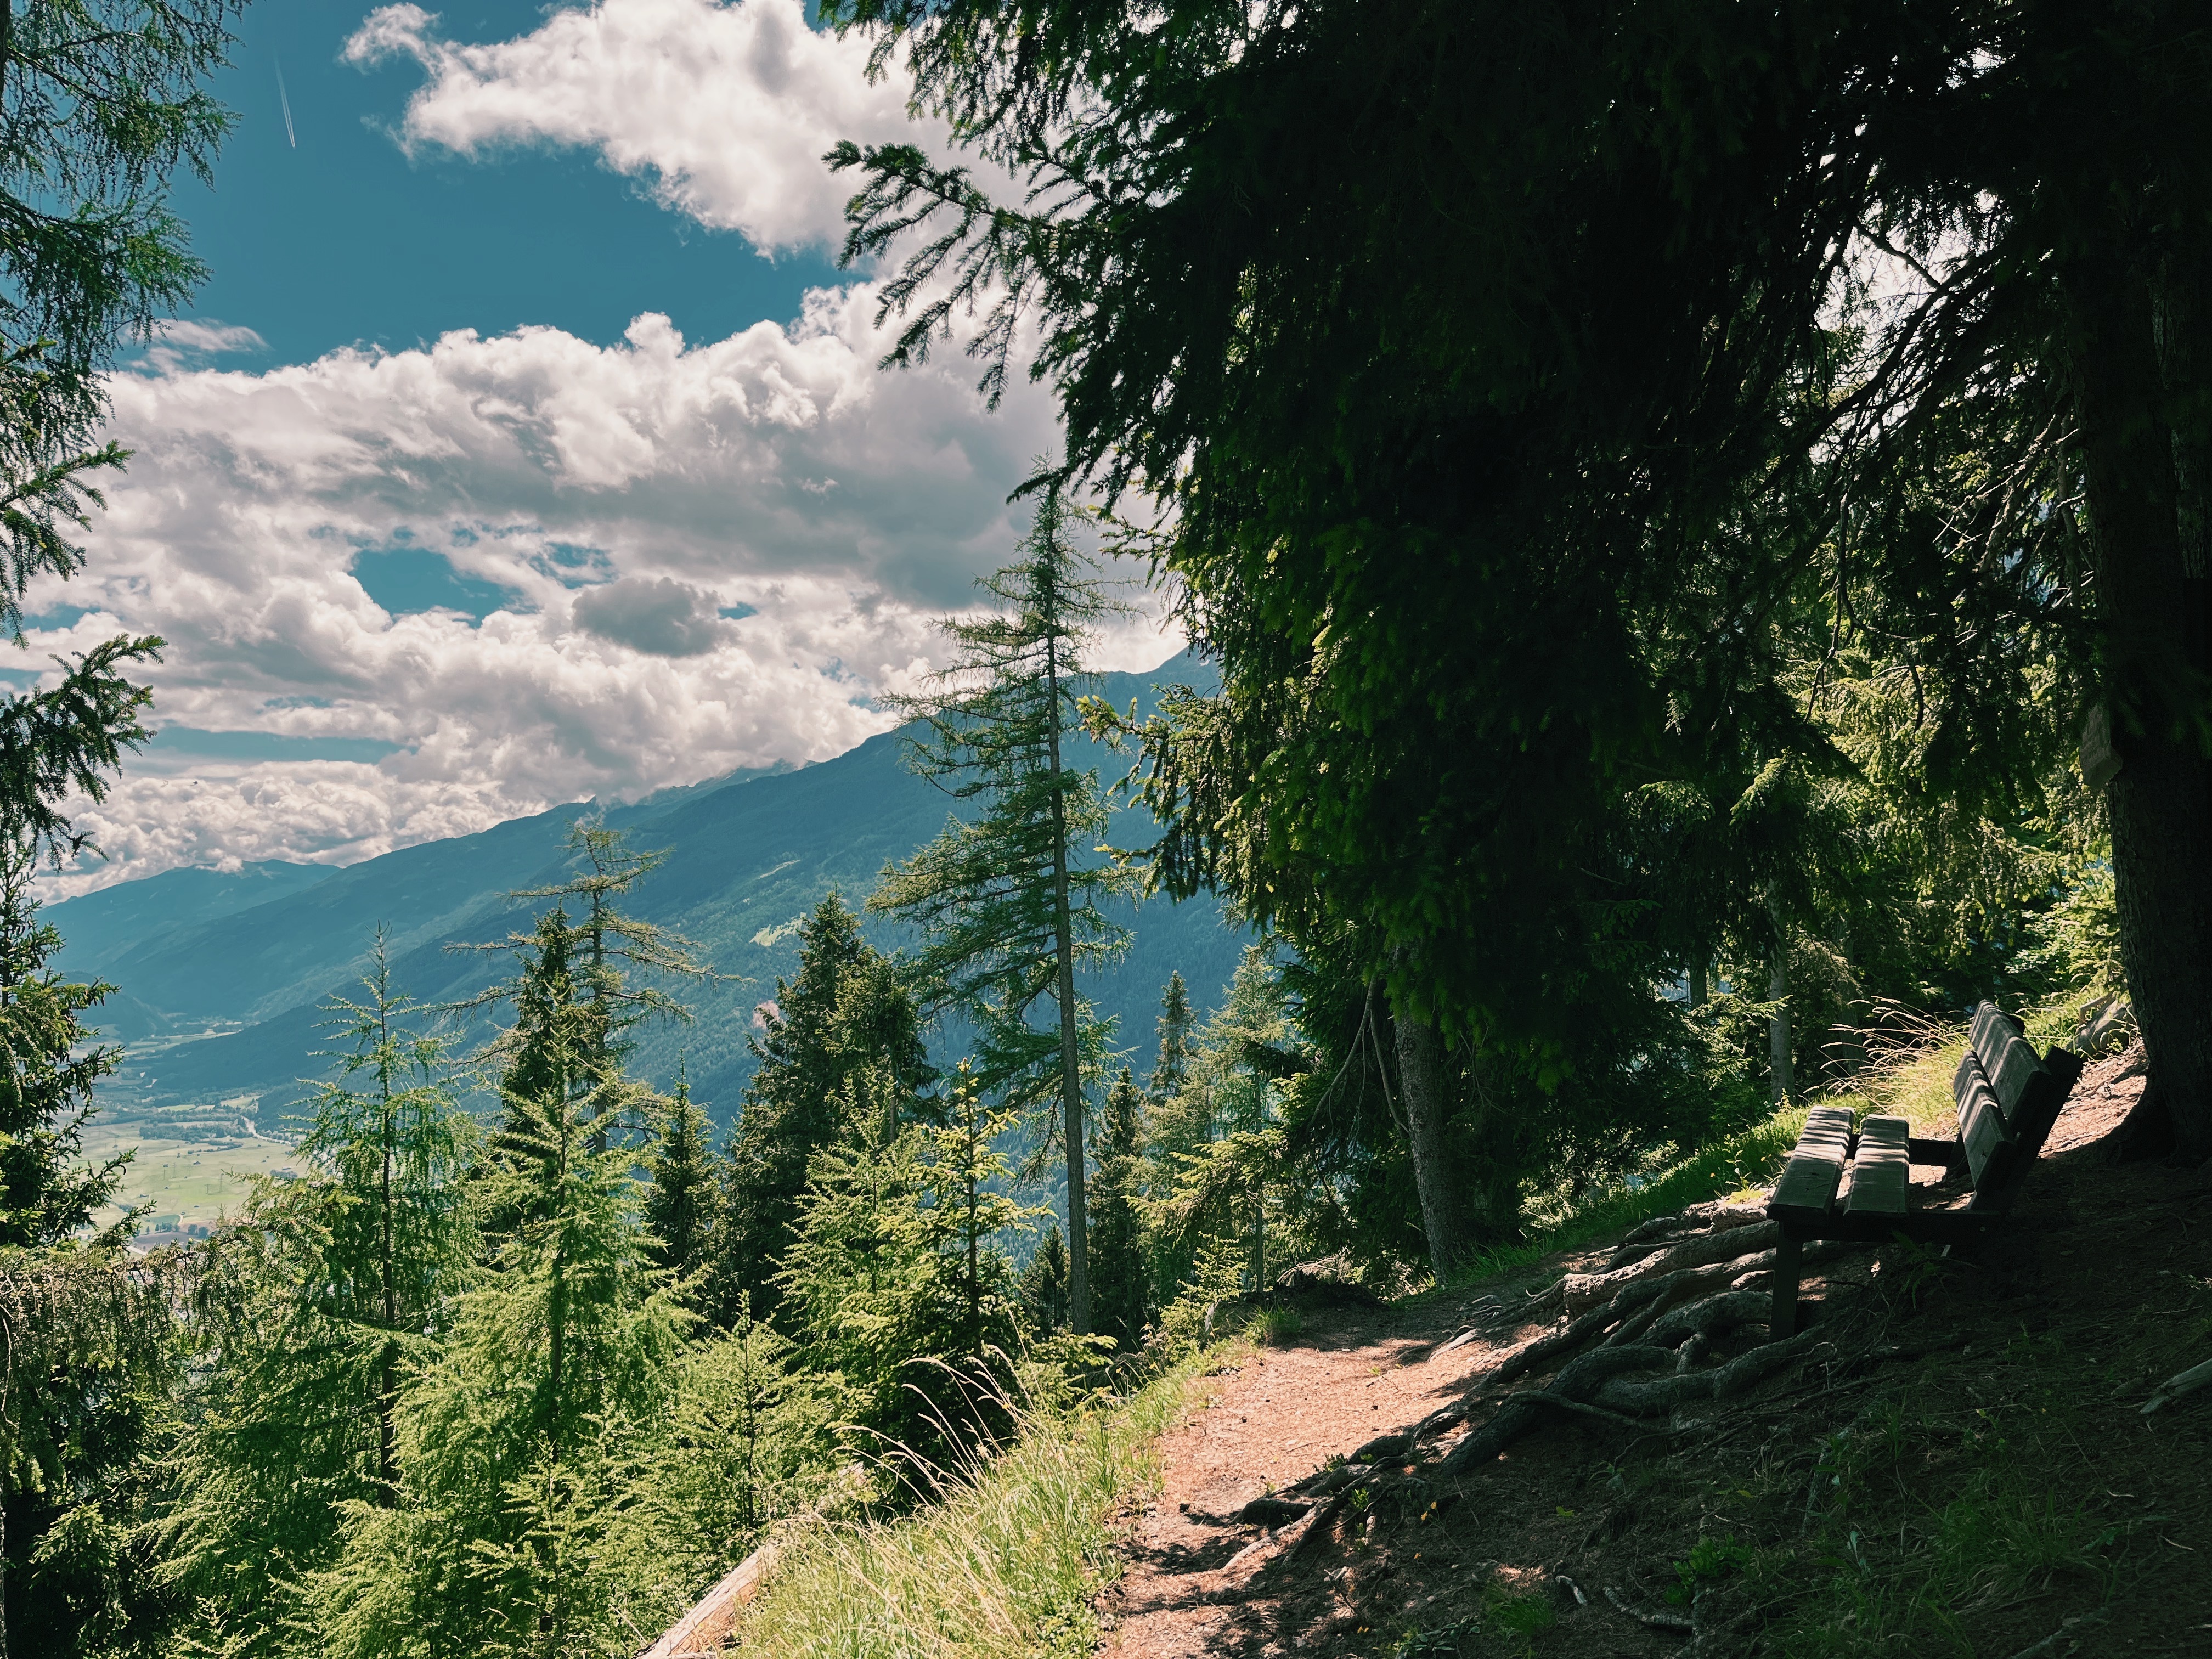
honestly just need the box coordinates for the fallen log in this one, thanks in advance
[640,1539,781,1658]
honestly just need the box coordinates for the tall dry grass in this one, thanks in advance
[730,1352,1220,1658]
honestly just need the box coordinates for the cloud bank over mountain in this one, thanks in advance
[17,1,1176,895]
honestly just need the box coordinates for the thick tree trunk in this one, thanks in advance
[1392,998,1469,1280]
[2065,235,2212,1160]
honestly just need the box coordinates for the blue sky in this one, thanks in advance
[181,0,838,364]
[10,0,1166,893]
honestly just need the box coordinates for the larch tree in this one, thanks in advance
[498,820,707,1149]
[167,937,476,1651]
[870,482,1134,1334]
[310,909,687,1659]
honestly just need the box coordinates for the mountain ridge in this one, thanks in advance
[60,653,1245,1128]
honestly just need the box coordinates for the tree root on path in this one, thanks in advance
[1266,1214,1885,1576]
[1486,1239,1859,1389]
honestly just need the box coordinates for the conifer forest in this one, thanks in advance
[4,2,2212,1656]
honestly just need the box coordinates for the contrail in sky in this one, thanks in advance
[275,58,296,148]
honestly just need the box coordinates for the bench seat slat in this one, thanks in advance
[1842,1114,1911,1215]
[1771,1105,1852,1221]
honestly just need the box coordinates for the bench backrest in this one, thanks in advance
[1952,1001,2083,1210]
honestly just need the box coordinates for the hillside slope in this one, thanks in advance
[60,654,1246,1128]
[1099,1049,2211,1659]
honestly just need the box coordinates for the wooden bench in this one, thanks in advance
[1765,1002,2084,1336]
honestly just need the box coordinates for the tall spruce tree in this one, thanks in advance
[0,0,250,1610]
[715,894,932,1328]
[0,838,172,1657]
[1087,1066,1149,1353]
[825,0,2212,1165]
[1147,972,1193,1108]
[0,0,244,877]
[644,1066,717,1289]
[870,483,1135,1333]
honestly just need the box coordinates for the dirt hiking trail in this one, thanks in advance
[1103,1051,2212,1658]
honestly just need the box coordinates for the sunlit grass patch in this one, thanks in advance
[732,1349,1222,1658]
[1819,1008,1968,1138]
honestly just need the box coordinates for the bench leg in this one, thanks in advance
[1771,1232,1802,1338]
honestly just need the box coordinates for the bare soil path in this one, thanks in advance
[1103,1051,2212,1659]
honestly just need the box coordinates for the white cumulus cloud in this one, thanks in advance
[345,0,911,252]
[24,292,1175,896]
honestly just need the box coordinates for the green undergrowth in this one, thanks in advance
[1732,1331,2151,1655]
[731,1342,1238,1658]
[1444,1105,1810,1290]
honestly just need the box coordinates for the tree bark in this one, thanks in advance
[1392,997,1469,1280]
[2064,230,2212,1160]
[1043,628,1090,1333]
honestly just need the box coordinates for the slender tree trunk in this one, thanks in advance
[1687,955,1709,1009]
[965,1114,982,1355]
[1767,888,1793,1105]
[1391,996,1468,1280]
[2064,230,2212,1158]
[1043,635,1091,1333]
[376,973,402,1504]
[1249,1183,1265,1294]
[378,1010,399,1502]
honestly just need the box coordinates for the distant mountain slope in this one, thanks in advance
[70,654,1247,1130]
[51,861,337,979]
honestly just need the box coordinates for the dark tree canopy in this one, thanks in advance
[828,0,2212,1152]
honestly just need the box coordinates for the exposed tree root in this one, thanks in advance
[1601,1203,1767,1273]
[1266,1213,1877,1582]
[1565,1221,1782,1312]
[1490,1239,1857,1386]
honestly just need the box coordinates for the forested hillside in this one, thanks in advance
[58,654,1246,1128]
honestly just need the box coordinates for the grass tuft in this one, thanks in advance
[1749,1369,2124,1656]
[1249,1306,1305,1346]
